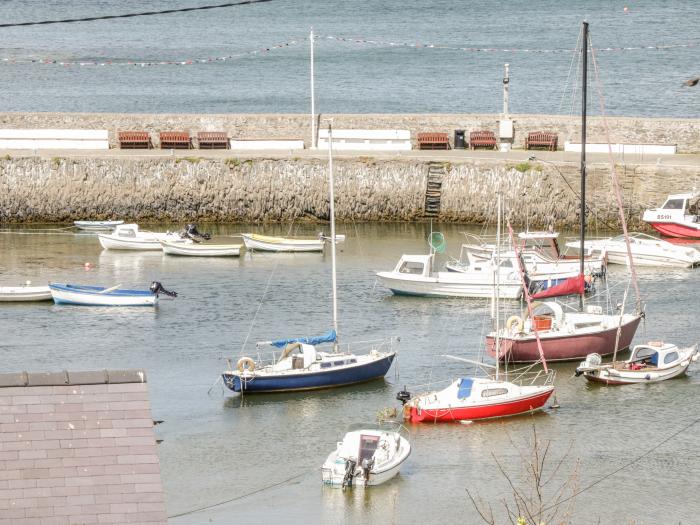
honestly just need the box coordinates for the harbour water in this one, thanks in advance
[0,1,699,116]
[2,222,699,523]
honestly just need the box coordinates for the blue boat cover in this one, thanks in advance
[457,378,474,399]
[269,329,337,348]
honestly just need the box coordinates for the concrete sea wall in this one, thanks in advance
[1,112,699,152]
[0,155,695,228]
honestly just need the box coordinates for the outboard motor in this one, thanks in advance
[396,386,411,405]
[341,458,357,490]
[149,281,178,298]
[182,223,211,241]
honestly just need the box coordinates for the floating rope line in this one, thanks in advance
[2,35,699,69]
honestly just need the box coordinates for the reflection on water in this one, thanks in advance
[1,223,699,524]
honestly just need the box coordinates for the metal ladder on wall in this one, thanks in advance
[424,162,447,217]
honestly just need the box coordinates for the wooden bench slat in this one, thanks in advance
[417,132,450,150]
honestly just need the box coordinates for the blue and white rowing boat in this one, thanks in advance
[49,282,177,307]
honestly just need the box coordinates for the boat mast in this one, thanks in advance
[495,193,501,380]
[327,123,339,345]
[579,20,588,311]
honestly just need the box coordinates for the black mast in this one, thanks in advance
[579,21,588,310]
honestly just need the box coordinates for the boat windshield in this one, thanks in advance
[662,198,685,210]
[399,261,424,274]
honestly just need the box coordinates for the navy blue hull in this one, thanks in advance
[223,354,395,393]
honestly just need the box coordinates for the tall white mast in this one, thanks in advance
[495,193,501,380]
[327,123,338,343]
[310,28,316,149]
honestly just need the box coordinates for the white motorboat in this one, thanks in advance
[74,220,124,231]
[240,233,345,252]
[377,252,522,299]
[565,232,700,268]
[0,283,52,302]
[576,342,699,384]
[321,428,410,487]
[98,224,182,251]
[642,191,700,239]
[160,240,242,257]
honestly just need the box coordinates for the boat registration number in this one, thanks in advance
[656,214,672,220]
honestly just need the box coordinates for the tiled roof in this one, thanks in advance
[0,369,167,525]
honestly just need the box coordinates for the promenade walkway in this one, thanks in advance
[1,147,698,168]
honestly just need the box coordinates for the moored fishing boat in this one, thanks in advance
[160,240,242,257]
[241,233,345,252]
[377,252,522,299]
[49,281,176,306]
[321,427,411,487]
[575,342,699,384]
[98,224,182,251]
[0,283,52,302]
[642,191,700,239]
[74,220,124,231]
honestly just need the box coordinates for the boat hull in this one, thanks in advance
[647,221,700,240]
[583,361,692,385]
[486,316,642,362]
[405,388,553,423]
[0,286,53,302]
[321,438,411,487]
[376,273,521,299]
[49,284,157,306]
[222,354,395,393]
[160,241,241,257]
[241,234,324,252]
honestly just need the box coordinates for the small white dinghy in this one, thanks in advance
[321,427,410,488]
[0,282,52,302]
[241,233,345,252]
[74,220,124,231]
[160,240,242,257]
[98,224,182,251]
[576,342,699,384]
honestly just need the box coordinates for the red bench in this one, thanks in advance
[197,131,229,149]
[469,130,497,150]
[118,131,151,149]
[159,131,192,149]
[525,131,558,151]
[417,132,450,150]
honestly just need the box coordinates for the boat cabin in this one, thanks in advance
[627,342,680,370]
[657,193,700,219]
[112,224,141,238]
[393,254,435,277]
[517,231,562,260]
[456,377,513,400]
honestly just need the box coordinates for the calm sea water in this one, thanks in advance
[0,1,698,116]
[1,223,699,523]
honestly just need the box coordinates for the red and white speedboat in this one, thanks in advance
[485,301,642,362]
[401,376,554,423]
[642,192,700,239]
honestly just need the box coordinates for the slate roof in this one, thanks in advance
[0,369,167,525]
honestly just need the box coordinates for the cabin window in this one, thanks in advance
[663,352,678,364]
[320,362,332,369]
[481,388,508,398]
[662,199,684,210]
[348,358,357,364]
[399,261,424,274]
[118,229,136,238]
[332,361,344,367]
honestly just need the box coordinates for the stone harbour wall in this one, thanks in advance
[1,112,699,152]
[0,155,695,228]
